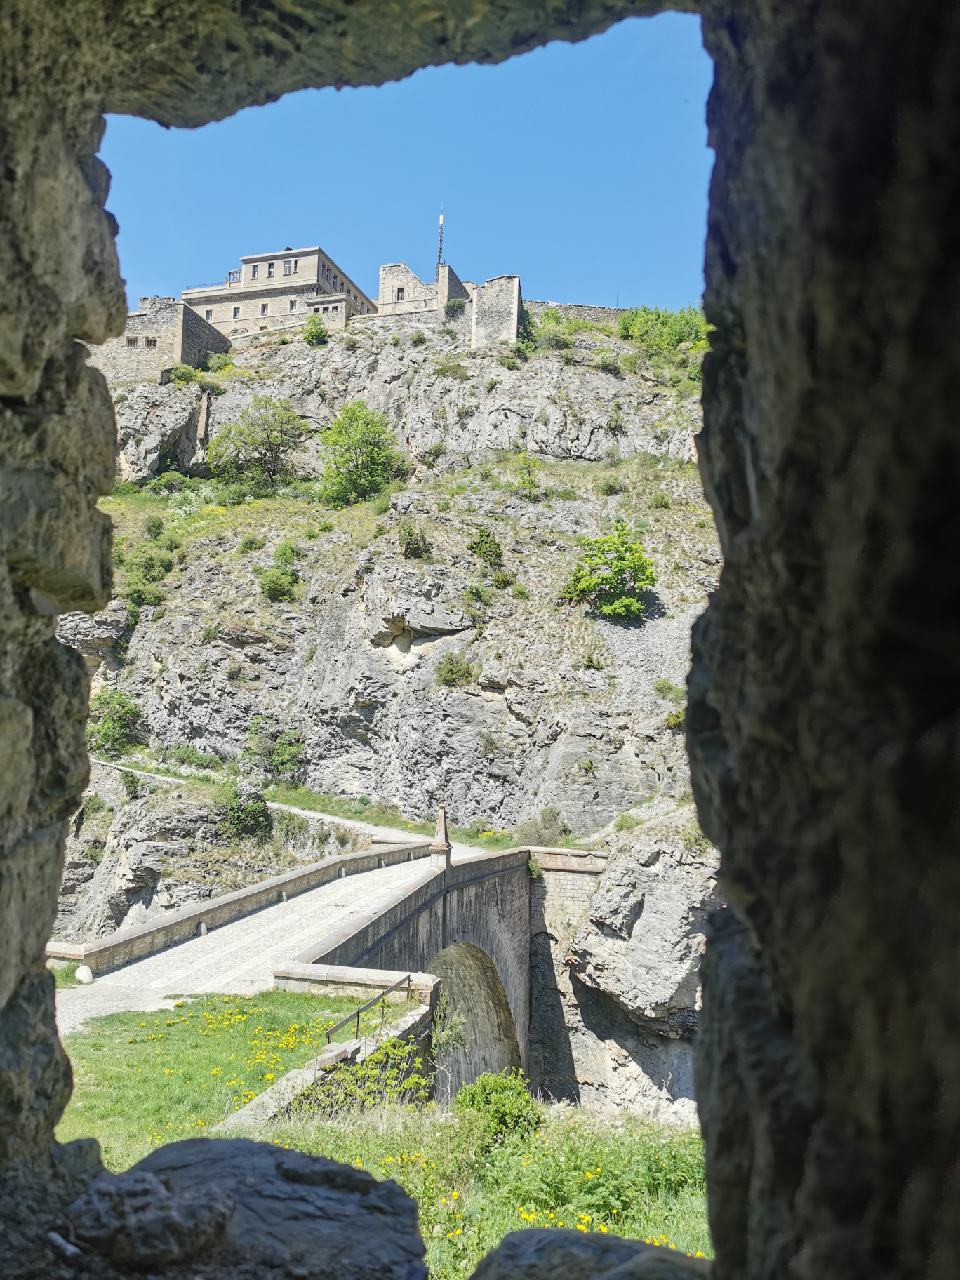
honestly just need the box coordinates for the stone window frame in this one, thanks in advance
[144,337,157,348]
[395,286,405,301]
[232,305,240,319]
[126,336,138,347]
[204,308,213,321]
[267,261,275,278]
[260,302,268,316]
[251,263,259,279]
[289,299,296,312]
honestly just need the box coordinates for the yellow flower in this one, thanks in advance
[162,1067,173,1075]
[264,1073,275,1081]
[451,1190,459,1201]
[210,1067,222,1076]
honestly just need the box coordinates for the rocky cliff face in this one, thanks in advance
[60,314,719,1113]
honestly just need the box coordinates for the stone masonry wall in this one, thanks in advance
[378,263,436,316]
[472,274,521,347]
[178,302,232,366]
[87,297,181,383]
[525,299,630,329]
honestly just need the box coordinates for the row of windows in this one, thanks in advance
[203,302,342,322]
[250,258,298,280]
[126,336,158,348]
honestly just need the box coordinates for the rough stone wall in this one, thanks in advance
[686,5,960,1280]
[4,5,960,1280]
[473,275,521,347]
[177,303,230,367]
[87,297,181,382]
[525,299,630,329]
[378,263,436,315]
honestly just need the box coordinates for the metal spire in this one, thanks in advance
[436,208,445,272]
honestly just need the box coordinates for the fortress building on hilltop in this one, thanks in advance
[87,241,523,383]
[377,261,521,349]
[182,244,376,338]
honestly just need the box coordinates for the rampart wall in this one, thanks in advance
[524,299,629,329]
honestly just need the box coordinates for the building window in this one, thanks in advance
[322,306,329,313]
[204,309,213,321]
[395,287,405,302]
[259,325,266,331]
[145,337,157,348]
[284,260,292,276]
[260,303,268,316]
[293,258,299,273]
[251,264,259,279]
[289,300,297,312]
[332,305,339,313]
[267,262,275,277]
[126,337,138,347]
[233,306,240,319]
[227,268,240,284]
[313,307,320,313]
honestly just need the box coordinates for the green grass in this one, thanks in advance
[48,960,80,989]
[256,1106,710,1280]
[57,990,404,1169]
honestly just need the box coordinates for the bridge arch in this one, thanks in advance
[430,942,521,1103]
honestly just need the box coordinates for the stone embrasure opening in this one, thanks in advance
[3,1,959,1278]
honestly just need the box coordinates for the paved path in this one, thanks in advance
[56,857,436,1037]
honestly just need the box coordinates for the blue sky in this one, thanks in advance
[102,14,711,312]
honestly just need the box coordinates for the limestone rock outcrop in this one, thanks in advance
[468,1229,710,1280]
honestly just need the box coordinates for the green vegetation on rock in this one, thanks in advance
[86,689,141,757]
[209,395,314,487]
[562,522,657,620]
[320,400,408,507]
[303,314,329,346]
[436,652,477,688]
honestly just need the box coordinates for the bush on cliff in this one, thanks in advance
[561,522,657,620]
[86,689,142,758]
[319,401,408,507]
[303,314,329,346]
[208,395,314,486]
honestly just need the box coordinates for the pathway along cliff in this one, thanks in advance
[57,308,720,1117]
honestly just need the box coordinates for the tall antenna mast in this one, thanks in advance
[436,208,445,272]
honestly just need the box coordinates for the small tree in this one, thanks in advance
[208,396,313,486]
[86,689,142,758]
[467,526,503,566]
[319,401,407,507]
[303,315,329,346]
[561,521,656,620]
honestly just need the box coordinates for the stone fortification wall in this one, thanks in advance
[87,297,180,383]
[88,299,229,384]
[179,303,230,367]
[473,274,521,347]
[524,299,628,329]
[436,262,470,313]
[378,262,436,316]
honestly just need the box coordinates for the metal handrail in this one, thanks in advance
[324,973,413,1044]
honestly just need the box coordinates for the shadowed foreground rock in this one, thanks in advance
[67,1140,426,1279]
[469,1229,710,1279]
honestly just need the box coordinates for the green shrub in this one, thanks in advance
[112,479,141,496]
[419,441,446,468]
[436,652,476,688]
[464,583,492,606]
[123,578,165,607]
[238,534,266,554]
[144,470,191,494]
[651,491,672,510]
[319,401,408,507]
[444,297,467,319]
[303,314,329,346]
[125,544,174,583]
[592,350,622,376]
[439,326,457,339]
[83,793,109,816]
[209,396,313,486]
[86,689,141,758]
[398,520,431,559]
[298,1037,430,1115]
[244,717,305,781]
[513,453,542,501]
[410,330,427,346]
[561,522,657,620]
[617,304,708,356]
[144,514,164,540]
[553,486,579,501]
[220,782,271,843]
[273,540,301,568]
[205,352,234,373]
[491,568,515,590]
[454,1070,541,1153]
[168,363,198,384]
[665,707,686,731]
[434,356,469,380]
[170,744,221,769]
[511,583,530,601]
[467,526,503,566]
[653,678,685,705]
[595,475,626,496]
[258,566,299,602]
[485,378,500,393]
[513,806,571,847]
[342,334,358,351]
[583,649,605,671]
[497,354,519,371]
[121,770,141,800]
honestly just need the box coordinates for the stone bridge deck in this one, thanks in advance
[55,856,438,1035]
